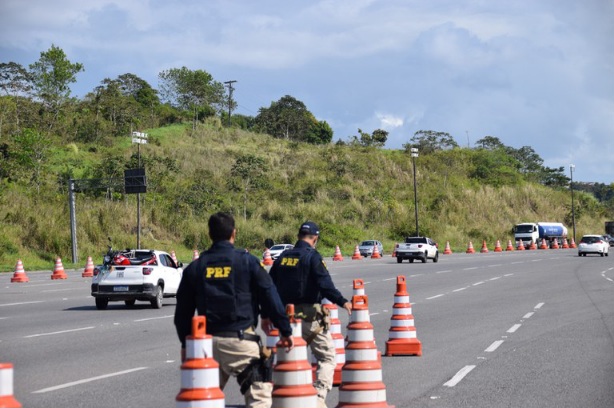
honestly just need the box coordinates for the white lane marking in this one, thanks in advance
[511,261,524,264]
[485,340,504,352]
[9,282,63,288]
[426,294,445,300]
[531,259,543,262]
[409,274,424,277]
[523,312,535,319]
[0,301,45,307]
[436,270,452,274]
[133,315,173,322]
[507,324,521,333]
[444,365,476,387]
[370,312,380,316]
[0,317,9,320]
[489,277,501,281]
[42,288,76,293]
[488,264,502,267]
[504,273,514,277]
[452,287,467,292]
[473,281,485,286]
[463,267,478,270]
[24,326,95,338]
[535,302,545,309]
[365,281,372,284]
[32,367,148,393]
[382,277,396,281]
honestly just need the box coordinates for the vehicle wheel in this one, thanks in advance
[421,256,427,263]
[397,257,402,264]
[95,297,109,310]
[606,252,609,257]
[409,259,414,263]
[600,253,604,257]
[151,286,163,309]
[433,252,439,263]
[125,299,136,307]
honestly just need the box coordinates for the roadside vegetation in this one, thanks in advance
[1,46,612,271]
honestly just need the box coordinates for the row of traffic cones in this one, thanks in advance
[9,257,72,282]
[177,277,417,407]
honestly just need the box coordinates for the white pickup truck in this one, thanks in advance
[91,249,183,310]
[395,236,439,263]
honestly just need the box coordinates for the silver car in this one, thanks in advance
[578,235,609,257]
[263,244,294,260]
[358,240,384,257]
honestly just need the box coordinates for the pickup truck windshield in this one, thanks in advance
[405,237,427,244]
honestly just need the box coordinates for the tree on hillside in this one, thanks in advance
[0,62,34,135]
[305,120,334,145]
[11,128,51,192]
[89,78,140,137]
[350,128,388,147]
[29,45,84,128]
[405,130,458,153]
[229,154,269,220]
[158,67,225,132]
[475,135,505,150]
[255,95,314,141]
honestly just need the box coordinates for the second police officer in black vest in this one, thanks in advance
[174,212,294,408]
[263,221,351,408]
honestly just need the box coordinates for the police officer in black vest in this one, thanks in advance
[264,221,351,408]
[174,212,293,408]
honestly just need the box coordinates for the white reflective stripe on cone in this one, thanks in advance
[333,337,345,349]
[341,368,383,382]
[0,366,14,396]
[347,329,374,342]
[394,295,410,303]
[273,395,318,408]
[335,353,346,364]
[352,310,370,321]
[277,347,308,362]
[329,309,339,319]
[390,318,414,327]
[392,306,412,315]
[181,368,220,388]
[176,399,225,408]
[339,388,388,404]
[345,348,378,361]
[330,323,342,334]
[387,330,417,339]
[186,338,211,359]
[272,369,313,386]
[353,289,365,296]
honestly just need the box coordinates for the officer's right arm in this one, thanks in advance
[173,263,197,349]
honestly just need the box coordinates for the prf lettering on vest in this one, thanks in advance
[205,266,232,278]
[281,257,299,267]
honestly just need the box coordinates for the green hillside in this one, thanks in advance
[0,121,606,272]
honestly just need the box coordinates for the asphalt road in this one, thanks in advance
[1,248,613,408]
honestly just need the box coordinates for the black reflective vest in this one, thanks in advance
[273,245,315,305]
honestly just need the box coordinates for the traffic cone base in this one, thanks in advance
[0,363,22,408]
[263,248,274,266]
[494,240,502,252]
[466,242,475,254]
[333,245,344,261]
[443,241,452,255]
[82,256,94,277]
[480,240,489,253]
[51,258,67,280]
[371,244,381,259]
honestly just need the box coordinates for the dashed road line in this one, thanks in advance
[507,324,521,333]
[443,365,476,387]
[523,312,535,319]
[488,264,502,267]
[504,273,514,277]
[32,367,148,393]
[426,294,445,300]
[463,267,478,270]
[134,315,173,322]
[472,281,485,286]
[436,270,452,274]
[511,261,524,264]
[452,287,468,292]
[24,326,95,338]
[485,340,504,352]
[535,302,545,309]
[0,301,45,307]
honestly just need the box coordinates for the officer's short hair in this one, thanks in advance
[209,212,235,242]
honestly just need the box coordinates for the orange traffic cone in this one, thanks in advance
[562,238,570,249]
[539,239,548,250]
[262,248,274,266]
[170,250,179,265]
[480,240,489,253]
[192,250,199,261]
[494,240,503,252]
[466,241,475,254]
[371,244,381,259]
[552,238,560,249]
[272,304,318,408]
[333,246,344,261]
[505,240,515,251]
[176,316,225,407]
[0,363,22,408]
[517,240,525,250]
[443,241,452,255]
[351,246,363,260]
[323,298,345,386]
[10,259,29,283]
[337,295,393,408]
[570,238,577,249]
[51,257,67,280]
[82,256,94,277]
[529,240,537,250]
[353,279,365,297]
[385,276,422,356]
[391,244,397,257]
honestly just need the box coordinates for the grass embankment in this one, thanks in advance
[0,122,605,272]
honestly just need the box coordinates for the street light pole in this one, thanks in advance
[411,148,419,236]
[570,164,576,243]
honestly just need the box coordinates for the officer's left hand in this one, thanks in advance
[342,302,352,315]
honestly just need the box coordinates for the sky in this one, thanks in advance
[1,0,613,183]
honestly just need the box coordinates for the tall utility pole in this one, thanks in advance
[570,164,576,243]
[411,147,419,236]
[224,80,237,127]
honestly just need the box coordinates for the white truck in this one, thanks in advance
[91,249,183,310]
[395,236,439,263]
[513,222,568,248]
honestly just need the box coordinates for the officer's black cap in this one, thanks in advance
[299,221,320,236]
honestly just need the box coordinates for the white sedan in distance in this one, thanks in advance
[264,244,294,260]
[578,235,609,257]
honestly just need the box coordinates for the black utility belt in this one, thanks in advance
[213,331,260,342]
